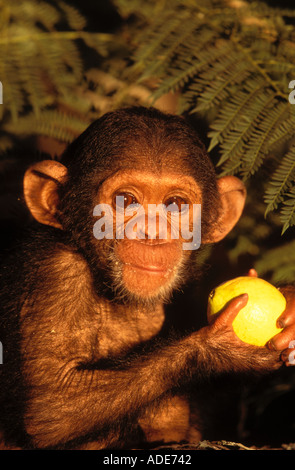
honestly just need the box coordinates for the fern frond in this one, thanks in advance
[3,110,91,143]
[10,0,62,30]
[58,1,87,30]
[208,77,266,152]
[240,99,288,179]
[218,88,275,174]
[114,0,182,21]
[0,1,113,121]
[133,11,189,75]
[268,107,295,149]
[136,14,199,81]
[174,39,235,109]
[280,187,295,234]
[151,28,218,101]
[258,59,295,76]
[264,146,295,215]
[0,44,25,123]
[192,56,252,113]
[81,33,113,58]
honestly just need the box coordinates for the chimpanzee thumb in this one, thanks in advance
[213,294,248,329]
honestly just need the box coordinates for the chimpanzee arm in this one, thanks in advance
[22,322,281,449]
[23,332,202,447]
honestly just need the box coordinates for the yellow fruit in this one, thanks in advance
[207,276,286,346]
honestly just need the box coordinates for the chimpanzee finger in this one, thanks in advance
[281,342,295,366]
[268,324,295,351]
[276,288,295,329]
[212,294,248,330]
[247,269,258,277]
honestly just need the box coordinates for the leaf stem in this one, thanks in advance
[0,31,113,45]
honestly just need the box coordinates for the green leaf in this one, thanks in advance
[265,146,295,215]
[280,187,295,234]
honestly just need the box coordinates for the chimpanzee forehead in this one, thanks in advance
[99,150,196,179]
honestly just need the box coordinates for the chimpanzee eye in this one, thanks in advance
[113,192,139,210]
[164,196,188,214]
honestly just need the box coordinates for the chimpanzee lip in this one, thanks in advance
[126,262,168,273]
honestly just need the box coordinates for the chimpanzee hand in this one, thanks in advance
[265,285,295,366]
[247,269,295,366]
[196,293,282,376]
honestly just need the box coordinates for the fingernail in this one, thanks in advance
[239,293,248,301]
[268,340,275,350]
[277,319,285,329]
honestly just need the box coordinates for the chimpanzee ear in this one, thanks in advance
[204,175,246,243]
[23,160,68,229]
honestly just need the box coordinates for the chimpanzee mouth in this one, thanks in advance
[126,263,169,274]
